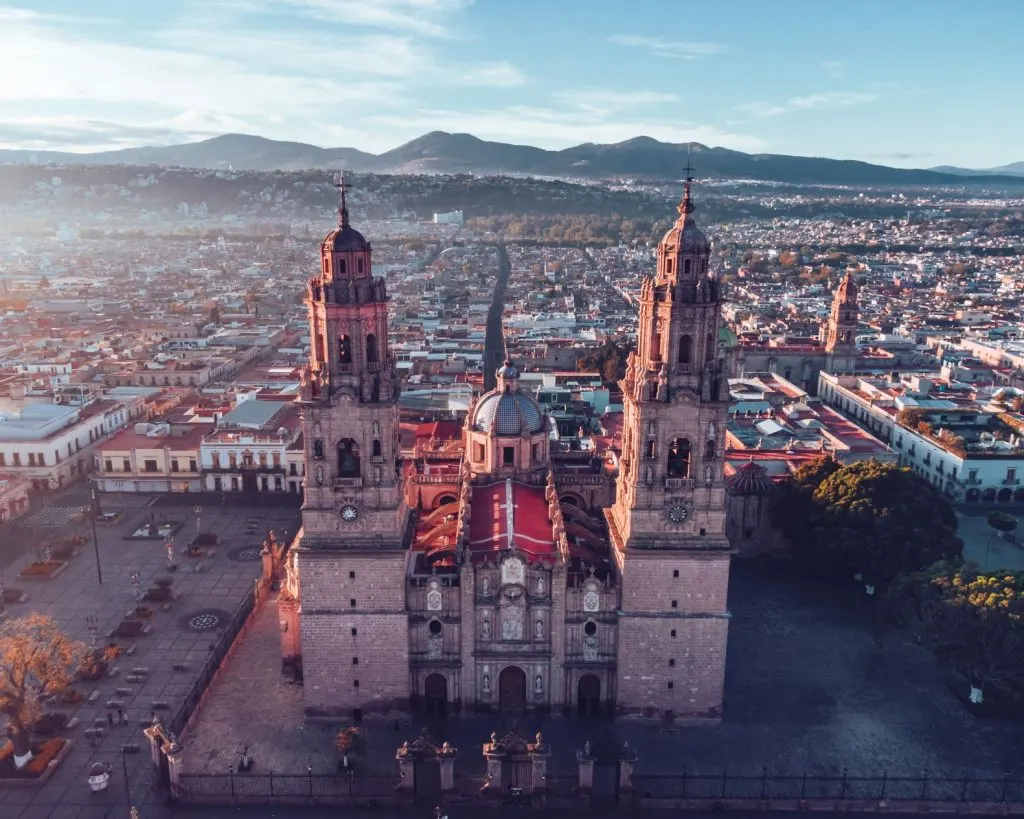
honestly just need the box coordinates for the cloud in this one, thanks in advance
[820,59,845,77]
[736,91,876,118]
[257,0,469,37]
[552,89,680,116]
[607,35,726,59]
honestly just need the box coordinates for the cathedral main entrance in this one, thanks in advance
[498,666,527,713]
[577,674,601,717]
[424,673,448,718]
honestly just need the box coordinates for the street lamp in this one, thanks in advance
[193,505,202,539]
[86,614,98,649]
[87,474,104,585]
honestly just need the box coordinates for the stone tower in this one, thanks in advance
[823,270,859,373]
[607,175,735,720]
[295,176,411,717]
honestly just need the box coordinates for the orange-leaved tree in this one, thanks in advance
[0,615,86,769]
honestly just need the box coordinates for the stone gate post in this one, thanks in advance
[577,741,595,792]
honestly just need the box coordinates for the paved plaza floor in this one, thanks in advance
[0,489,300,819]
[955,506,1024,572]
[180,558,1024,788]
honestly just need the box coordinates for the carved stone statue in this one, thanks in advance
[481,617,491,639]
[534,674,543,694]
[656,364,669,401]
[483,676,491,693]
[534,618,544,639]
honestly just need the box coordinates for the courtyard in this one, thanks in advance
[180,557,1024,786]
[0,487,300,819]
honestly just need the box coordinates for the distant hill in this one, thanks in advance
[930,161,1024,177]
[2,131,1022,187]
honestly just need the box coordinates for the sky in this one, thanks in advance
[0,0,1021,168]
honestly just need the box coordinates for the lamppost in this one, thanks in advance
[122,747,137,818]
[165,536,176,570]
[130,572,141,610]
[86,614,98,649]
[193,505,202,539]
[87,474,103,584]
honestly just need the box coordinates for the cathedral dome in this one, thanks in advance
[322,222,369,253]
[727,461,772,495]
[660,180,709,256]
[472,390,544,436]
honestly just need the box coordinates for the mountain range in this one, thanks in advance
[1,132,1022,187]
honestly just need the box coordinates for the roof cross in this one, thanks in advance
[333,170,351,227]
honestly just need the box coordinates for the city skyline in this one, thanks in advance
[0,0,1021,168]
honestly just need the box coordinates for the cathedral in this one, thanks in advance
[281,177,736,722]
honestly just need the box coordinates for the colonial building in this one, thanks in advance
[286,178,737,722]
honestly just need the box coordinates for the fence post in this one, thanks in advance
[761,767,769,800]
[840,768,848,800]
[1001,771,1009,803]
[229,767,235,799]
[961,775,969,802]
[308,765,313,799]
[269,771,274,798]
[800,772,807,800]
[920,770,928,801]
[721,770,728,799]
[349,769,354,798]
[880,771,887,801]
[681,767,687,799]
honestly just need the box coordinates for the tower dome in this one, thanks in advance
[471,359,544,436]
[659,179,709,255]
[726,461,772,495]
[320,171,370,255]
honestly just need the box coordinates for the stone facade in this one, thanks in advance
[290,179,739,722]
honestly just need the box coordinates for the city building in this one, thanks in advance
[283,177,737,721]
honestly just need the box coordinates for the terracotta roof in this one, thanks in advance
[468,480,555,562]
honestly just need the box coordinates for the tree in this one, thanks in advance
[770,455,841,548]
[0,615,85,768]
[335,726,365,769]
[888,564,1024,704]
[807,460,962,591]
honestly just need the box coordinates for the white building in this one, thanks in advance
[200,401,303,494]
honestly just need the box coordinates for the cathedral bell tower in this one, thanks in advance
[294,175,410,718]
[823,270,859,373]
[607,173,735,720]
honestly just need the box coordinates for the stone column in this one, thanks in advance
[261,547,274,585]
[278,598,300,664]
[529,745,551,794]
[577,747,595,792]
[618,743,638,795]
[166,741,184,800]
[549,561,568,713]
[439,756,456,792]
[458,563,474,712]
[482,747,505,795]
[143,718,164,772]
[396,754,415,795]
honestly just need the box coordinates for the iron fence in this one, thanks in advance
[178,771,395,801]
[168,582,261,737]
[631,769,1024,804]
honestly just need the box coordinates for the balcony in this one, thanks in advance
[665,477,696,490]
[333,476,363,489]
[553,471,605,485]
[1002,478,1021,486]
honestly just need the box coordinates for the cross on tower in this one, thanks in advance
[679,147,696,216]
[333,170,351,226]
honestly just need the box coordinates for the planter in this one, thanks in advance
[0,738,72,784]
[18,561,68,580]
[2,588,27,604]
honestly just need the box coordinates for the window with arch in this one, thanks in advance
[372,439,382,458]
[667,438,691,477]
[338,258,346,275]
[313,439,324,460]
[705,332,715,362]
[665,258,673,276]
[357,257,364,275]
[366,333,378,363]
[338,439,360,477]
[684,259,691,276]
[678,334,692,364]
[315,333,326,363]
[338,335,352,364]
[651,331,662,361]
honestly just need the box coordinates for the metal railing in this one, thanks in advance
[178,771,395,802]
[631,769,1024,804]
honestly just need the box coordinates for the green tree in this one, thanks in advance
[808,460,962,591]
[888,564,1024,705]
[335,726,365,768]
[770,455,841,548]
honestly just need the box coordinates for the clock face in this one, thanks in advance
[341,505,359,523]
[668,504,688,523]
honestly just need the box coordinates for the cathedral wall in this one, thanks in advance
[619,551,730,615]
[298,551,409,715]
[616,613,728,719]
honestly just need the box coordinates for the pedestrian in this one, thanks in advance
[107,711,114,726]
[117,707,124,724]
[122,710,129,725]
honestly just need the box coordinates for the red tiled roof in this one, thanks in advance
[468,480,555,562]
[415,420,462,441]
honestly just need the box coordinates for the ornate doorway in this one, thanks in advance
[498,666,527,713]
[424,673,448,718]
[578,673,601,717]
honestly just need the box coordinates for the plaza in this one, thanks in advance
[0,486,300,819]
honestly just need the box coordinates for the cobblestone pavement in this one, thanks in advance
[0,490,300,819]
[179,558,1024,791]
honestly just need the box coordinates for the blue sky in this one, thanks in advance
[1,0,1021,167]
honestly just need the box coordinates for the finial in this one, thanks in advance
[333,170,351,227]
[678,147,695,217]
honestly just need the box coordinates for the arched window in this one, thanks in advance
[315,334,325,363]
[366,333,378,363]
[357,258,364,275]
[313,439,324,460]
[667,438,691,478]
[678,335,692,364]
[684,259,691,276]
[338,335,352,364]
[651,332,662,361]
[372,439,382,457]
[338,258,347,275]
[705,332,715,362]
[338,439,360,477]
[665,258,673,276]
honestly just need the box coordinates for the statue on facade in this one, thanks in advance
[534,619,544,639]
[656,364,669,401]
[481,617,491,639]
